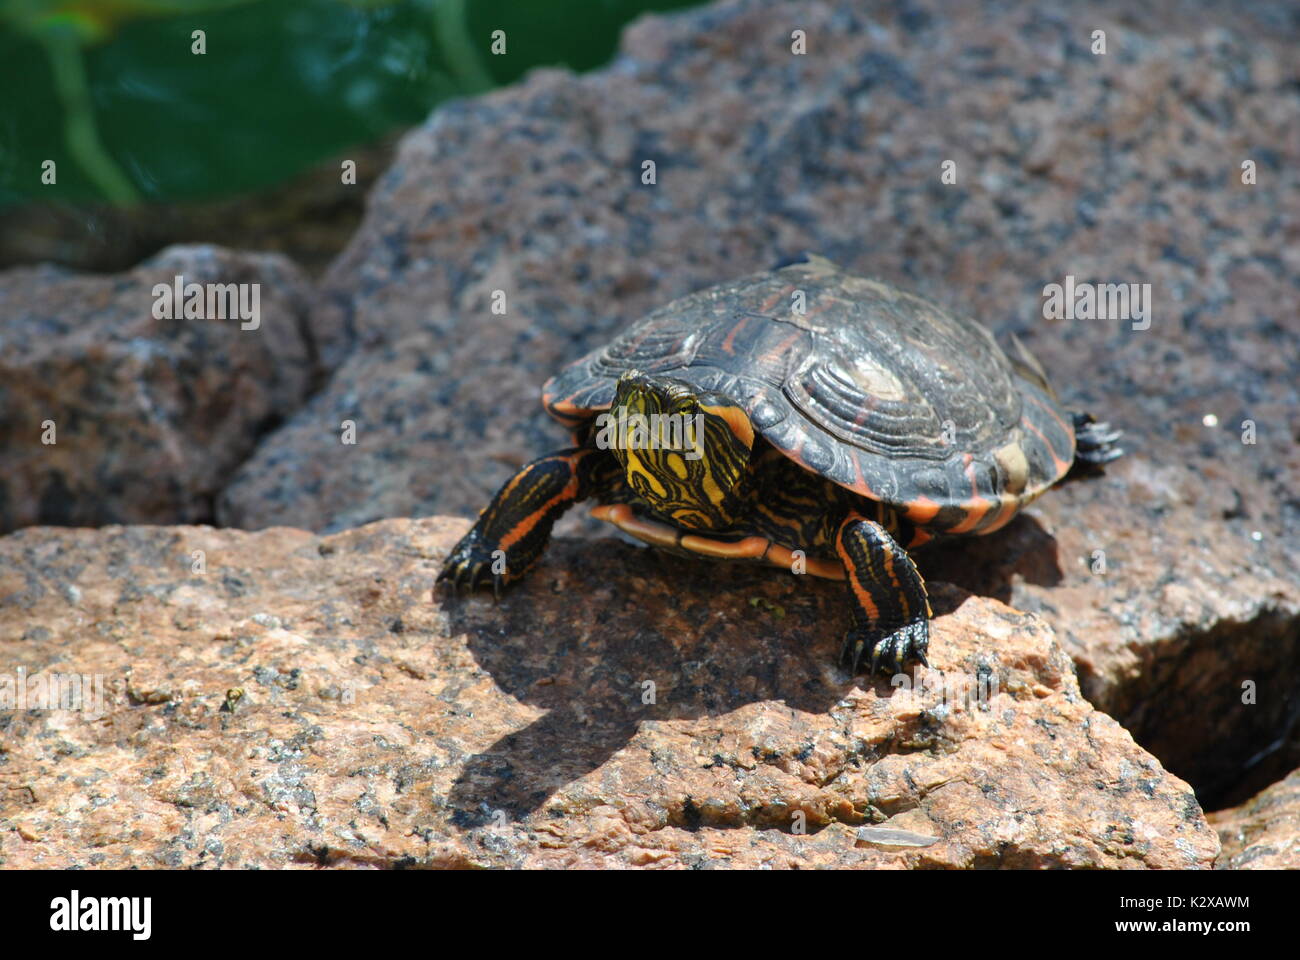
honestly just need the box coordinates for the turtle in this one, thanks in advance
[437,255,1121,673]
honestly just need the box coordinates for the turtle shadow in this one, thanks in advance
[913,513,1063,606]
[441,539,913,825]
[440,518,1062,825]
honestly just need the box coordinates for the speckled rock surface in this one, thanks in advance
[213,0,1300,808]
[0,245,322,533]
[1210,767,1300,869]
[0,519,1217,869]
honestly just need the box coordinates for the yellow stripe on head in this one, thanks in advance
[608,373,755,531]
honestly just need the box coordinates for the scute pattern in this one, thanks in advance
[542,257,1075,527]
[785,352,942,453]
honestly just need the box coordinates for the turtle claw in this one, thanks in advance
[842,620,929,676]
[437,527,506,598]
[1071,411,1125,467]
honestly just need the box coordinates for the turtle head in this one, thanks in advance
[598,370,755,530]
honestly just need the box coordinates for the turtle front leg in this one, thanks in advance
[437,447,607,597]
[834,513,932,674]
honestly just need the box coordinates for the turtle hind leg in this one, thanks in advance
[1070,410,1124,471]
[437,447,608,598]
[834,513,931,675]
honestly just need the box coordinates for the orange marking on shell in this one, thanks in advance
[545,387,599,425]
[721,316,749,355]
[849,452,878,499]
[759,285,796,314]
[947,496,993,535]
[908,528,933,548]
[974,498,1005,535]
[1024,390,1075,441]
[944,458,990,534]
[905,496,942,525]
[975,496,1019,534]
[762,330,803,369]
[1020,413,1072,477]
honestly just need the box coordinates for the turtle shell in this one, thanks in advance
[543,257,1076,536]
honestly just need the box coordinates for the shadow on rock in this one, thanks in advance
[442,538,912,822]
[916,513,1064,606]
[441,522,1061,823]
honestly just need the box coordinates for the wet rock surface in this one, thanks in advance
[212,0,1300,809]
[0,245,321,533]
[0,519,1217,869]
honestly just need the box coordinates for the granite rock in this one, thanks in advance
[0,245,322,532]
[0,518,1217,869]
[215,0,1300,806]
[1210,767,1300,869]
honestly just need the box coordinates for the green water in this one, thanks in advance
[0,0,704,208]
